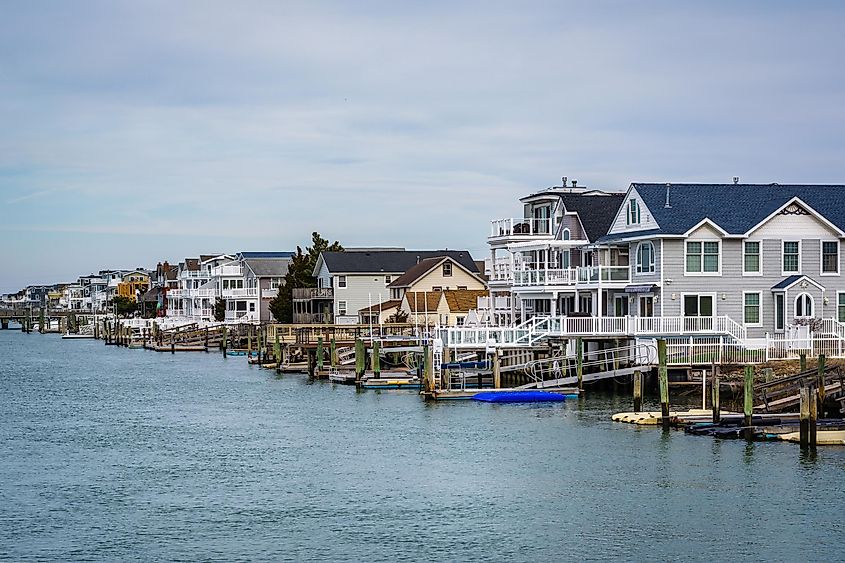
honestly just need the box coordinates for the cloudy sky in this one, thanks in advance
[1,1,843,292]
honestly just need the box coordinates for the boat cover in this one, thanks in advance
[472,391,565,403]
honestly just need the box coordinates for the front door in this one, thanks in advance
[683,294,714,330]
[639,296,654,317]
[614,295,629,317]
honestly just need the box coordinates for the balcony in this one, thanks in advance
[221,287,258,299]
[513,268,577,288]
[293,312,333,324]
[211,264,243,277]
[262,288,279,299]
[181,270,210,279]
[225,310,257,322]
[576,266,631,285]
[477,296,512,312]
[292,287,334,300]
[166,289,183,298]
[192,288,217,299]
[489,217,554,240]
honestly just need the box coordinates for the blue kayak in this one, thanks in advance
[472,391,565,403]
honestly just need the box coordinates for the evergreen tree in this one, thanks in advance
[213,297,226,322]
[270,231,343,322]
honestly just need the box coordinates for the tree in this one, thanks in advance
[385,309,409,324]
[112,296,137,317]
[270,231,343,323]
[214,297,226,322]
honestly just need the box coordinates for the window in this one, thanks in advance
[822,241,839,274]
[626,199,640,225]
[743,241,760,274]
[562,250,570,269]
[442,262,452,277]
[775,293,785,331]
[385,275,392,285]
[456,316,465,326]
[683,294,714,317]
[795,293,813,318]
[270,277,282,289]
[432,286,442,292]
[783,241,800,273]
[686,241,720,274]
[636,242,655,273]
[744,292,761,325]
[562,228,571,241]
[337,300,347,316]
[249,302,255,312]
[337,275,347,288]
[839,293,845,322]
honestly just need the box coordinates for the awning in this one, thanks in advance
[624,284,656,294]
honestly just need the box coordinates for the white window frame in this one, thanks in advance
[781,240,801,275]
[684,240,722,276]
[838,291,845,323]
[774,292,785,332]
[562,228,571,241]
[442,262,453,277]
[337,300,347,316]
[337,275,347,289]
[635,241,655,274]
[681,292,717,318]
[742,291,762,327]
[742,240,762,276]
[626,199,641,226]
[820,240,840,276]
[794,292,813,319]
[384,275,392,285]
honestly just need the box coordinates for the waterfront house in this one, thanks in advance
[400,289,490,328]
[301,249,480,324]
[484,179,625,324]
[220,252,293,323]
[168,254,234,321]
[386,256,487,302]
[592,183,845,338]
[117,271,151,302]
[357,299,402,325]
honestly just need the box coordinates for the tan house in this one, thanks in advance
[358,299,402,325]
[400,289,489,327]
[388,256,486,302]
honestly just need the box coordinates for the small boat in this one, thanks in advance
[61,332,95,340]
[328,370,357,385]
[361,372,421,389]
[472,390,566,403]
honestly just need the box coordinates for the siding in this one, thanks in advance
[608,187,659,234]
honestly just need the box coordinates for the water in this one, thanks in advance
[1,331,844,562]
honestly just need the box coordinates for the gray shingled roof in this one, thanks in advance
[632,183,845,236]
[244,258,290,277]
[559,192,626,241]
[320,250,478,274]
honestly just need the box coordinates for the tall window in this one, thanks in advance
[562,228,571,240]
[337,300,347,316]
[783,241,800,273]
[337,275,347,288]
[839,293,845,322]
[744,292,761,325]
[442,262,453,277]
[743,241,760,274]
[795,293,813,318]
[686,241,720,273]
[636,242,655,273]
[775,293,785,331]
[384,275,392,285]
[626,200,641,225]
[822,241,839,274]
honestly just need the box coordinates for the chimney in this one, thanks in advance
[733,176,740,184]
[664,184,672,209]
[571,179,577,188]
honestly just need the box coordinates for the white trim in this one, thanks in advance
[680,292,718,317]
[682,217,730,237]
[772,275,825,293]
[774,292,786,332]
[781,240,801,275]
[820,239,840,276]
[794,292,814,319]
[837,291,845,323]
[684,239,722,276]
[635,241,656,274]
[337,300,348,316]
[337,275,347,289]
[742,240,762,276]
[742,290,763,327]
[744,196,845,238]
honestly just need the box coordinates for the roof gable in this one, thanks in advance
[319,250,478,275]
[559,192,626,241]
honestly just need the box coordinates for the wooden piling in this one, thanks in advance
[247,333,252,360]
[817,354,826,416]
[799,352,807,372]
[743,365,754,439]
[763,367,773,384]
[354,338,365,381]
[222,326,228,358]
[317,337,324,373]
[658,339,669,431]
[274,331,280,370]
[372,339,381,377]
[633,369,642,413]
[330,337,337,368]
[422,344,433,395]
[307,349,315,378]
[712,366,721,424]
[808,384,818,449]
[576,337,584,391]
[799,386,810,448]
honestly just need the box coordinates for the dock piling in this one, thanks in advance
[817,354,826,416]
[799,352,807,372]
[712,366,721,424]
[658,339,669,431]
[576,337,584,391]
[222,326,228,358]
[743,365,754,440]
[317,337,324,373]
[633,369,642,413]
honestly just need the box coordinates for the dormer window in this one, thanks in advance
[626,200,641,225]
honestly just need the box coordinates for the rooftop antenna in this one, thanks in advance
[733,176,740,184]
[562,176,568,187]
[664,183,672,209]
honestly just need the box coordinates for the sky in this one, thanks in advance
[1,1,844,292]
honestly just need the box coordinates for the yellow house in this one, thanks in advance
[117,271,151,302]
[400,289,489,328]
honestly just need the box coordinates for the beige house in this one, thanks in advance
[388,256,486,302]
[400,289,489,327]
[357,299,402,325]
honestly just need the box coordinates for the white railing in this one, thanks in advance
[225,310,257,322]
[221,287,258,298]
[211,265,243,277]
[513,268,577,287]
[576,265,631,284]
[191,288,217,299]
[490,217,554,238]
[261,288,278,299]
[477,296,511,311]
[488,260,514,282]
[167,289,183,298]
[181,271,210,279]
